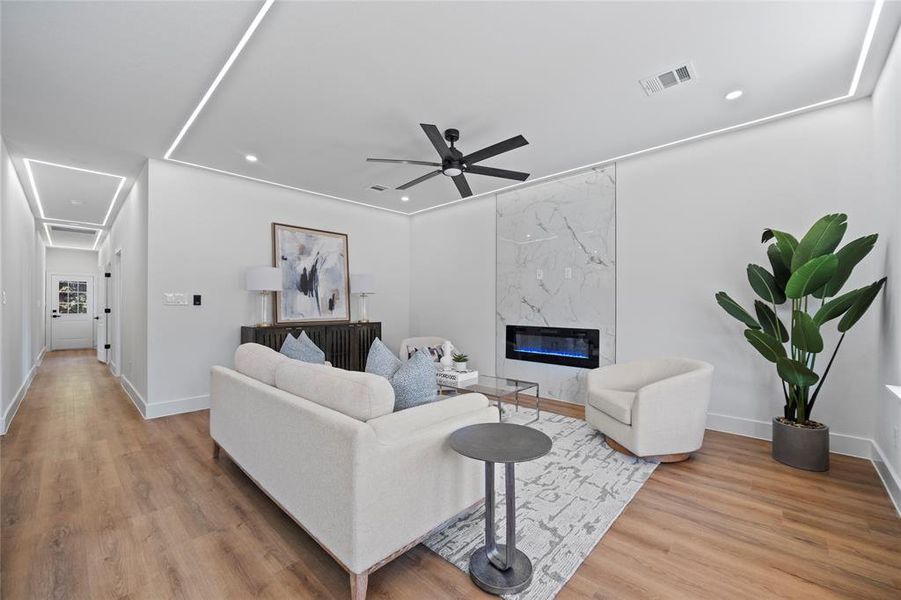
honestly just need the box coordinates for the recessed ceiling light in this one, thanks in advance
[245,154,258,163]
[70,200,84,205]
[725,89,744,101]
[400,196,409,202]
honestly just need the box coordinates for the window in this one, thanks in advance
[58,280,88,314]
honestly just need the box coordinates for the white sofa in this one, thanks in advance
[586,358,714,462]
[398,336,450,361]
[210,343,498,599]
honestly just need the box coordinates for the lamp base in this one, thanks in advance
[257,292,273,327]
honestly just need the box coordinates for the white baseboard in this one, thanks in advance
[1,362,38,435]
[705,412,873,459]
[34,346,46,366]
[871,441,901,517]
[119,375,147,419]
[144,395,209,419]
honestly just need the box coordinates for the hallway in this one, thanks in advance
[2,351,900,599]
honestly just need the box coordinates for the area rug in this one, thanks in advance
[423,407,658,600]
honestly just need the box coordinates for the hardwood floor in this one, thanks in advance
[2,350,899,599]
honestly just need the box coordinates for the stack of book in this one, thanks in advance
[436,369,479,386]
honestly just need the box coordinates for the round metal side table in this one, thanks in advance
[450,423,552,596]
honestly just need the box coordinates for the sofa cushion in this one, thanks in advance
[234,343,291,386]
[365,337,402,378]
[403,343,445,362]
[280,331,326,364]
[391,349,439,411]
[588,388,635,425]
[275,360,395,422]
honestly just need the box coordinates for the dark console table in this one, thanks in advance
[240,322,381,372]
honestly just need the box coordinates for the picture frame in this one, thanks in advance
[272,223,351,324]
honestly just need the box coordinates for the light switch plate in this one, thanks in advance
[163,293,189,306]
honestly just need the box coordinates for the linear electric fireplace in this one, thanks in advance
[506,325,600,369]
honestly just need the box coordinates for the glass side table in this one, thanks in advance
[437,374,541,421]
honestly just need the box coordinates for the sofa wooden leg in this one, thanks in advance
[349,572,368,600]
[212,441,220,460]
[605,436,691,463]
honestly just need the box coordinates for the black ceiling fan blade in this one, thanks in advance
[420,124,452,160]
[466,165,530,181]
[463,134,528,165]
[396,169,442,190]
[366,158,441,167]
[452,174,473,198]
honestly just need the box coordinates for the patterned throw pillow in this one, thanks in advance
[406,344,445,362]
[366,337,402,379]
[391,349,439,411]
[366,339,438,411]
[280,331,326,364]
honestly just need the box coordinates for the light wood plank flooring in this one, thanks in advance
[2,350,899,599]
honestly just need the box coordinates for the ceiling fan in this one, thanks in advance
[367,124,530,198]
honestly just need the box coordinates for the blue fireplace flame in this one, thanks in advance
[516,347,590,359]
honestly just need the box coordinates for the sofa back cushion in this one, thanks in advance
[275,359,395,422]
[234,343,291,386]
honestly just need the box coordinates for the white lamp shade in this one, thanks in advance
[245,266,281,291]
[351,273,376,294]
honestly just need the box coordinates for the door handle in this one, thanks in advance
[51,315,60,318]
[94,316,100,320]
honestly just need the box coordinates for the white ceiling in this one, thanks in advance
[27,160,123,226]
[3,1,900,222]
[44,224,100,251]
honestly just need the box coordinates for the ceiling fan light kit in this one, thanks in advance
[367,123,530,198]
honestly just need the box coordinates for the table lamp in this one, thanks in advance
[246,266,281,326]
[350,273,376,323]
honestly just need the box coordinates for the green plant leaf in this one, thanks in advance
[813,234,878,298]
[776,357,820,387]
[762,229,798,271]
[791,310,823,353]
[744,329,786,363]
[838,278,887,332]
[767,244,791,291]
[813,285,868,325]
[785,255,839,299]
[791,213,847,272]
[715,292,760,329]
[754,301,788,342]
[747,264,786,305]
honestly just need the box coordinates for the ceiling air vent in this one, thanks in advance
[640,62,697,96]
[369,184,389,192]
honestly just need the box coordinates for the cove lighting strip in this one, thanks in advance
[163,0,885,217]
[43,222,103,251]
[24,158,127,226]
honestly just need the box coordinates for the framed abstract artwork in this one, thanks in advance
[272,223,350,324]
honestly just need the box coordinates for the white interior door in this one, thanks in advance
[49,274,95,350]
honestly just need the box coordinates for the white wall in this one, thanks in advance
[616,100,881,456]
[411,99,883,458]
[411,195,496,372]
[144,160,410,416]
[0,137,44,433]
[46,247,99,274]
[98,162,149,410]
[873,25,901,510]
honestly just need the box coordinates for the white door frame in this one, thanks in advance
[46,272,96,350]
[111,249,123,376]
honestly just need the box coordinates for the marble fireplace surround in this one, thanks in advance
[495,165,616,404]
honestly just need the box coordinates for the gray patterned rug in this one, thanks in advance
[424,407,658,600]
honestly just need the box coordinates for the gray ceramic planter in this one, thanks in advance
[772,417,829,471]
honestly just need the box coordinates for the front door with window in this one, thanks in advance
[49,275,95,350]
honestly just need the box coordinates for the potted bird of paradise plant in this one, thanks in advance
[716,214,885,471]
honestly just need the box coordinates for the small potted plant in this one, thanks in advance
[716,213,885,471]
[452,352,469,372]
